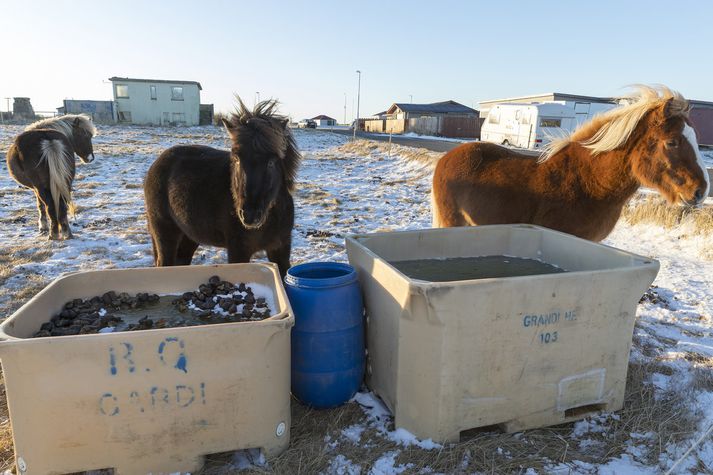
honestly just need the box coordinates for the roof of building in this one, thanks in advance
[387,100,477,115]
[480,92,713,109]
[479,92,617,105]
[108,76,202,90]
[311,115,336,121]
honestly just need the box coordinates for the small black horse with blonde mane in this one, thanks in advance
[6,114,96,240]
[144,99,301,275]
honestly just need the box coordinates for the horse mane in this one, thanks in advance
[540,85,689,162]
[25,114,97,138]
[224,98,301,189]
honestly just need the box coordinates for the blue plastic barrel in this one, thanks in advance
[285,262,365,408]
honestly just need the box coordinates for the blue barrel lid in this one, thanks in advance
[285,262,358,289]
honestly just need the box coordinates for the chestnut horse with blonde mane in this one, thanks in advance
[432,86,710,241]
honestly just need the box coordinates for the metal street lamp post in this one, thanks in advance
[353,70,361,140]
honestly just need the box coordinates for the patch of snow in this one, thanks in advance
[351,391,441,450]
[388,427,442,450]
[369,451,412,475]
[231,448,266,470]
[341,424,365,444]
[401,132,472,143]
[325,454,362,475]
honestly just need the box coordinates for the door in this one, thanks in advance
[574,102,591,126]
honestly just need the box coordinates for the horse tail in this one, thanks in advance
[40,139,75,218]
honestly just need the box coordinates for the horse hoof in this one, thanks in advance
[48,234,60,241]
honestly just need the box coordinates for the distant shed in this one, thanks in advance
[311,115,337,126]
[363,100,480,138]
[387,101,478,120]
[58,100,116,123]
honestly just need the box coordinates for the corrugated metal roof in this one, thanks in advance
[387,101,477,115]
[108,76,202,90]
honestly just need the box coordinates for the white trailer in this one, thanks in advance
[480,102,616,150]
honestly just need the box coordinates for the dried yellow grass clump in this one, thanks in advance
[623,196,713,235]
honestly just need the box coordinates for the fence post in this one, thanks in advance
[388,129,393,158]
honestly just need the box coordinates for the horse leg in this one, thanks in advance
[227,242,252,265]
[34,191,49,235]
[433,187,467,227]
[175,235,199,266]
[36,187,60,240]
[267,240,292,278]
[149,218,182,266]
[57,195,73,240]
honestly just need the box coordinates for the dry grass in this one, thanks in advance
[337,140,443,166]
[0,241,51,314]
[622,195,713,235]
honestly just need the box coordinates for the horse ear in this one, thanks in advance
[281,118,289,129]
[73,117,81,127]
[663,98,675,118]
[662,97,688,118]
[221,118,234,134]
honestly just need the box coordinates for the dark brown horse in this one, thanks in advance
[6,114,96,240]
[432,86,710,241]
[144,99,301,275]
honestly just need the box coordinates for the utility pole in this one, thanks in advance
[4,98,10,122]
[409,94,413,103]
[353,70,361,140]
[343,93,347,125]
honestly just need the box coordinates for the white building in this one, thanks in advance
[109,76,202,126]
[310,115,337,126]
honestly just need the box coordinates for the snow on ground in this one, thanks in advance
[1,126,712,474]
[400,132,472,143]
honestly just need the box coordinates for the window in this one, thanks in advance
[118,111,132,122]
[487,110,500,124]
[116,85,129,98]
[539,118,562,128]
[150,85,157,100]
[171,87,184,101]
[172,112,186,124]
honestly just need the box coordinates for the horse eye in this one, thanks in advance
[666,139,679,148]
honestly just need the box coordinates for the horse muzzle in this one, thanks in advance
[238,208,267,229]
[81,153,95,164]
[680,187,708,207]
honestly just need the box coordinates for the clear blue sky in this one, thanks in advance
[2,0,712,122]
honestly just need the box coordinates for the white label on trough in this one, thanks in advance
[99,337,207,417]
[557,368,606,411]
